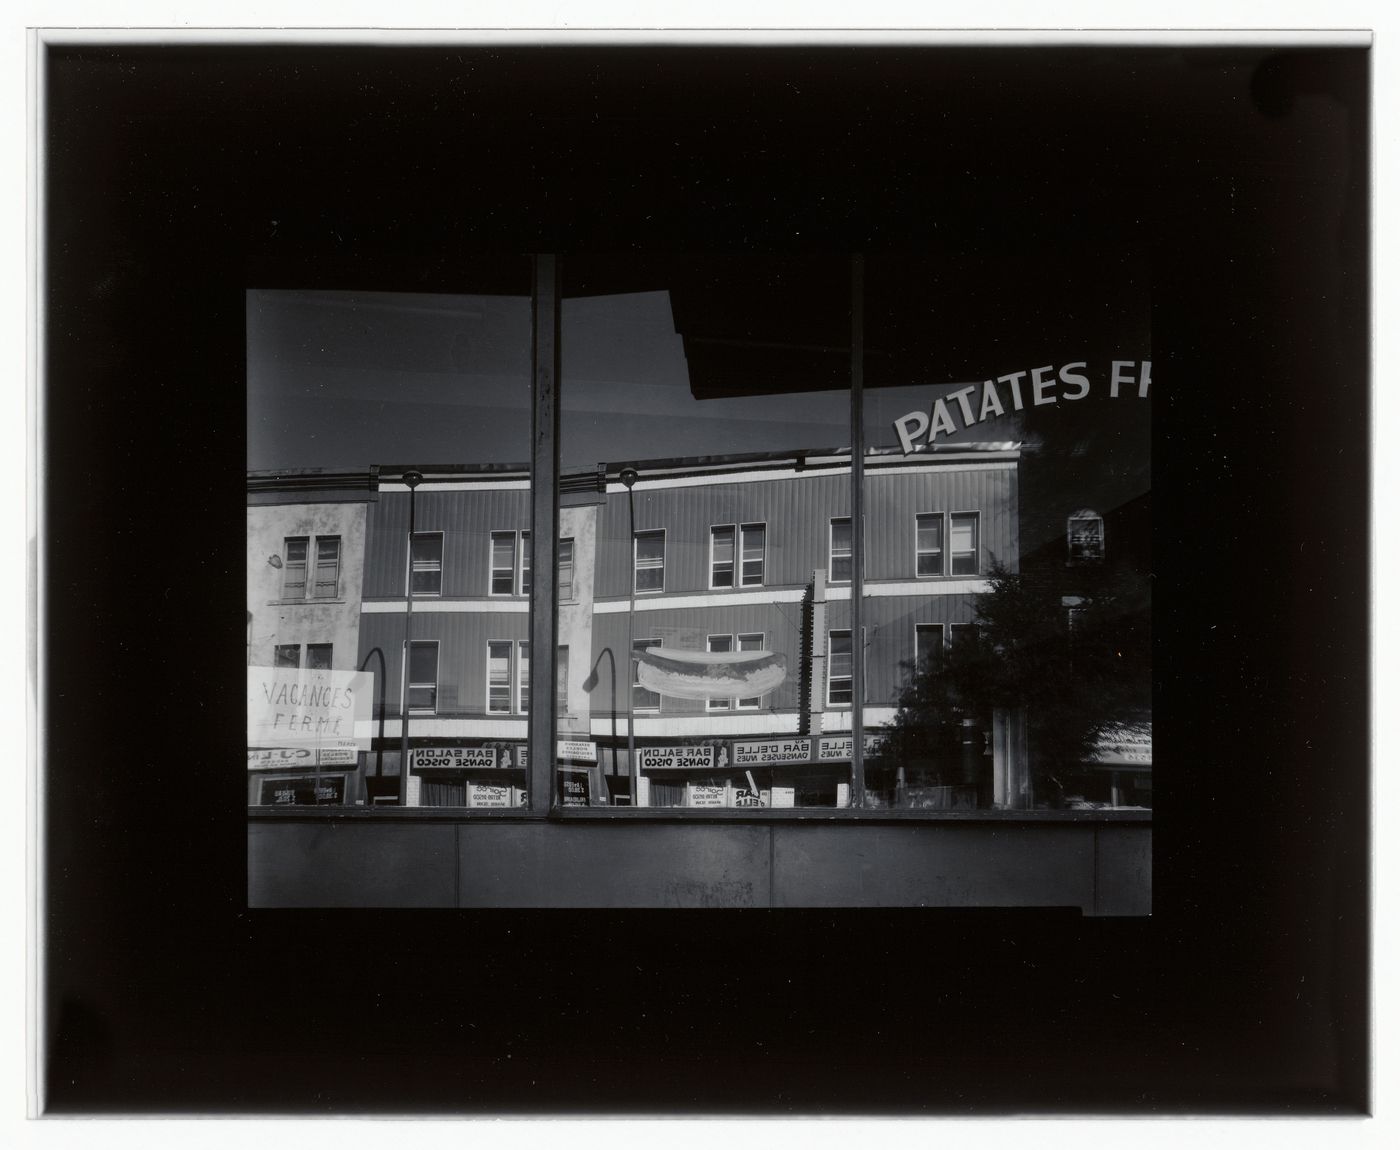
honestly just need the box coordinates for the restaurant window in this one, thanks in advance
[950,512,979,575]
[410,531,443,596]
[829,518,852,584]
[916,513,943,577]
[407,640,439,714]
[490,531,518,596]
[634,529,665,594]
[281,537,308,598]
[633,637,661,711]
[558,537,575,601]
[305,643,333,670]
[274,644,300,668]
[915,623,943,668]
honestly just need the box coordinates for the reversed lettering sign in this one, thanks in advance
[1092,724,1152,766]
[636,746,717,771]
[466,781,513,808]
[817,734,883,761]
[247,667,373,750]
[732,738,812,767]
[258,774,346,806]
[316,747,359,767]
[247,747,315,772]
[686,784,726,808]
[412,746,499,771]
[557,740,597,763]
[559,767,592,806]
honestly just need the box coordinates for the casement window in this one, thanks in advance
[827,629,853,706]
[916,513,944,577]
[915,623,943,667]
[488,640,530,714]
[1067,511,1105,564]
[305,643,333,670]
[281,537,308,598]
[634,530,665,594]
[490,531,518,596]
[709,523,766,588]
[312,537,341,598]
[950,512,980,575]
[407,640,439,714]
[558,538,575,601]
[410,531,444,596]
[633,637,661,710]
[274,644,300,668]
[950,623,980,648]
[829,518,852,584]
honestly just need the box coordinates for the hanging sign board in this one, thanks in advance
[247,667,373,751]
[637,746,717,771]
[732,738,812,767]
[412,746,499,771]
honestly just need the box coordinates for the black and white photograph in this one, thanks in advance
[32,20,1374,1125]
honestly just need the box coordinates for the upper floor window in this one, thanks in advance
[633,637,661,711]
[407,640,439,714]
[520,532,532,596]
[1067,510,1105,565]
[950,512,979,575]
[915,514,944,577]
[312,537,341,598]
[829,518,852,584]
[950,622,980,649]
[490,531,518,596]
[281,537,308,598]
[409,531,443,596]
[305,643,333,670]
[558,538,575,601]
[274,643,300,668]
[487,640,530,715]
[827,629,853,706]
[634,529,665,594]
[710,523,766,588]
[915,623,943,667]
[736,632,764,709]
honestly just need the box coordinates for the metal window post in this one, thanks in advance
[849,255,866,808]
[399,469,423,806]
[620,467,640,804]
[529,255,561,813]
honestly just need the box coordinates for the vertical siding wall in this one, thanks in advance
[364,486,532,600]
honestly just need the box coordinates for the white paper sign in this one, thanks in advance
[247,667,373,750]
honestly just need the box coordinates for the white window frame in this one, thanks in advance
[519,531,532,597]
[281,536,309,599]
[915,622,944,668]
[405,638,440,716]
[633,528,666,595]
[407,530,444,597]
[915,512,944,578]
[489,530,518,597]
[736,631,764,709]
[311,535,342,599]
[949,511,980,576]
[633,636,662,712]
[829,517,852,585]
[705,634,734,711]
[827,629,853,708]
[487,639,514,714]
[708,524,737,590]
[558,537,575,602]
[739,522,766,587]
[517,639,530,715]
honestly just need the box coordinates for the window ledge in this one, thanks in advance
[248,805,1152,824]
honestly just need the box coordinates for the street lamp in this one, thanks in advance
[619,466,640,805]
[581,647,620,797]
[399,469,423,806]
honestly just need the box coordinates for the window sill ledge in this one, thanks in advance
[248,805,1151,824]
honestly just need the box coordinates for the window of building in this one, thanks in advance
[740,524,765,586]
[305,643,333,670]
[737,632,764,708]
[950,623,980,649]
[520,532,532,596]
[950,512,979,575]
[829,518,852,584]
[488,640,513,713]
[709,524,766,589]
[558,538,575,601]
[634,530,665,594]
[709,526,736,588]
[1067,511,1105,564]
[915,623,943,667]
[281,537,308,598]
[916,513,943,577]
[410,531,444,596]
[407,640,439,714]
[633,637,661,710]
[557,645,570,715]
[828,629,853,706]
[518,641,531,715]
[706,634,734,710]
[312,536,341,598]
[490,532,517,596]
[274,644,300,668]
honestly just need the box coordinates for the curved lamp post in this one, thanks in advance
[619,466,640,804]
[399,469,423,805]
[359,646,387,786]
[581,646,620,796]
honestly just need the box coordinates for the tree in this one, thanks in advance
[874,559,1151,806]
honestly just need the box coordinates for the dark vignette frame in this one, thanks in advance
[40,39,1369,1115]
